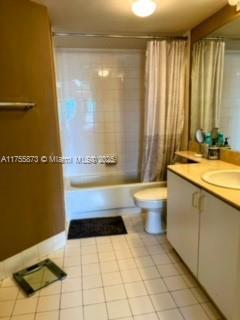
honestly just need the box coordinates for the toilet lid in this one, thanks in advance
[134,188,167,201]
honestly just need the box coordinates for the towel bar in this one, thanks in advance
[0,102,35,111]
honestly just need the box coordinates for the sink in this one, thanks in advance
[202,170,240,190]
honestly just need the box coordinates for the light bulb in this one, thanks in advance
[132,0,157,18]
[228,0,238,5]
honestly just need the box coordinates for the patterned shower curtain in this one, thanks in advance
[141,40,187,182]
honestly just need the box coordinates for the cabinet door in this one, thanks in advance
[198,191,240,320]
[167,171,200,276]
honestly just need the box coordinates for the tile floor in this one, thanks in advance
[0,214,224,320]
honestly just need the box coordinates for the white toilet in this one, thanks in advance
[133,188,167,234]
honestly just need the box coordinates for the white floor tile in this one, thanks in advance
[83,288,105,305]
[37,295,60,312]
[135,256,154,268]
[131,247,148,257]
[99,252,116,262]
[171,288,198,307]
[39,282,61,296]
[157,264,181,277]
[82,263,100,276]
[2,215,226,320]
[97,243,113,253]
[180,304,209,320]
[63,256,81,267]
[13,298,38,315]
[118,258,137,271]
[157,309,184,320]
[96,236,111,245]
[152,254,172,265]
[81,245,97,255]
[35,311,59,320]
[0,287,18,301]
[134,313,159,320]
[163,276,187,291]
[100,261,119,273]
[60,306,83,320]
[82,274,102,290]
[61,277,82,292]
[61,291,82,309]
[147,245,165,255]
[64,266,81,278]
[11,315,35,320]
[84,303,108,320]
[107,299,132,319]
[129,296,154,315]
[102,272,122,286]
[80,238,96,247]
[151,292,176,311]
[138,266,160,280]
[0,300,15,317]
[144,278,168,294]
[81,253,99,265]
[115,250,132,260]
[124,281,147,298]
[121,269,141,283]
[1,277,16,288]
[104,284,126,301]
[64,247,80,257]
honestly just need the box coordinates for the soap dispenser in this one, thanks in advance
[223,137,231,150]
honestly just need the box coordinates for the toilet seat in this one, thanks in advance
[133,188,167,209]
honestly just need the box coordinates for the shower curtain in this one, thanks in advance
[191,40,225,137]
[141,40,187,182]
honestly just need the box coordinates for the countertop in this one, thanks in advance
[168,151,240,210]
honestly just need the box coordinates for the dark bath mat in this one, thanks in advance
[68,216,127,239]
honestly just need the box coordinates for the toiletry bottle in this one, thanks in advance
[223,137,231,150]
[211,128,219,145]
[217,132,225,146]
[204,132,212,146]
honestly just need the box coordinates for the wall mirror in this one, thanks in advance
[191,17,240,151]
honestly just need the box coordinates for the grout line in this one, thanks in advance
[92,236,109,319]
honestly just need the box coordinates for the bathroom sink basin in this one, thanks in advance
[202,170,240,190]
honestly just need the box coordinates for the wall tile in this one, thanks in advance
[56,49,144,180]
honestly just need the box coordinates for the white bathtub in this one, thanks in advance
[65,174,166,220]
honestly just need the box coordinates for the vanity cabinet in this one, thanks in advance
[167,170,240,320]
[167,171,200,276]
[198,191,240,320]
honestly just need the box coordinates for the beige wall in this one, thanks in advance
[0,0,65,261]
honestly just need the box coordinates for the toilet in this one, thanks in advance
[133,188,167,234]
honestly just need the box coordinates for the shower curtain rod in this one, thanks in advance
[205,37,240,41]
[53,32,188,40]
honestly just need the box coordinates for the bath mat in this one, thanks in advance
[68,216,127,239]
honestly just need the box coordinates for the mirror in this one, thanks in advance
[191,17,240,151]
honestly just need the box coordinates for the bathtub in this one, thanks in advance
[65,174,166,220]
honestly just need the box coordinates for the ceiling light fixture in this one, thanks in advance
[228,0,240,11]
[132,0,157,17]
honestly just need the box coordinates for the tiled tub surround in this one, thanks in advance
[0,214,223,320]
[56,49,144,180]
[0,232,66,281]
